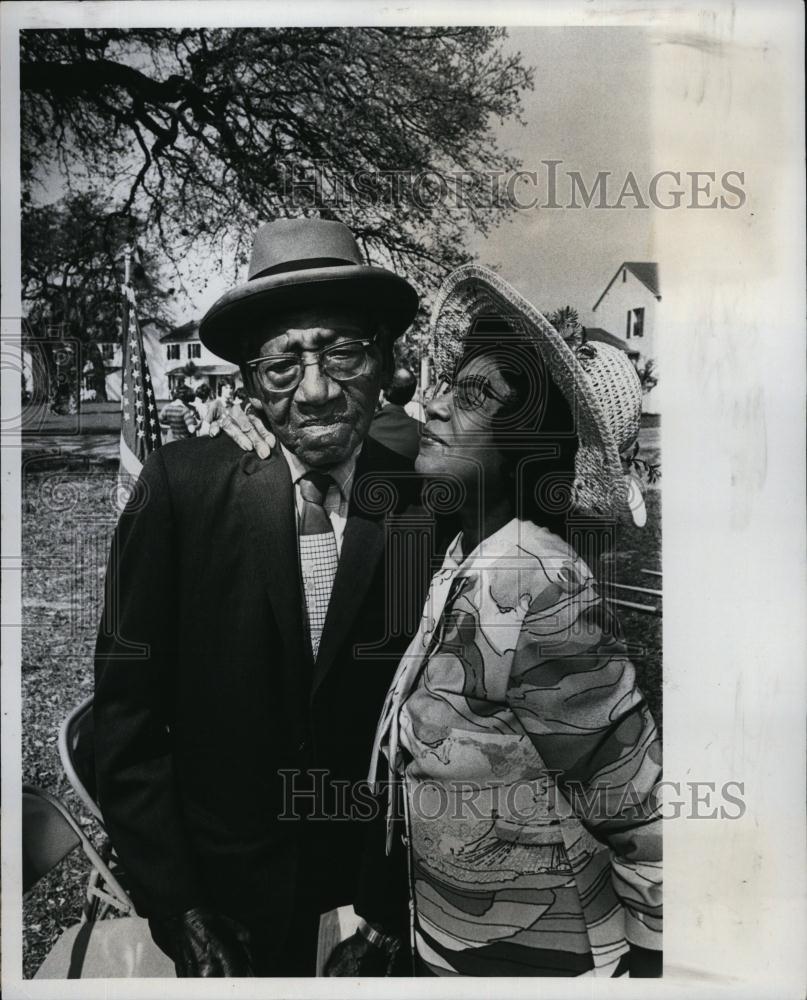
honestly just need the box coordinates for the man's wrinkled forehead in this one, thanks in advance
[256,304,373,354]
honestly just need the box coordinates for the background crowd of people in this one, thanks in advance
[158,380,249,441]
[160,372,426,454]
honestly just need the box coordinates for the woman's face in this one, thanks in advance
[416,348,541,498]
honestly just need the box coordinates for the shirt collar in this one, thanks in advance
[444,531,464,569]
[442,518,521,573]
[280,442,361,503]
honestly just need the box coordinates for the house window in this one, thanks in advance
[167,344,180,361]
[622,268,627,282]
[626,307,645,339]
[188,343,201,359]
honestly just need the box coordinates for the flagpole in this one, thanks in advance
[115,242,162,509]
[123,244,132,288]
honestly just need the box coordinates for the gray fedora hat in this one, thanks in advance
[199,218,419,362]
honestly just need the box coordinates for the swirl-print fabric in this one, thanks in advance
[386,518,662,976]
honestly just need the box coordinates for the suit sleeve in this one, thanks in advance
[94,449,204,919]
[506,564,662,951]
[352,789,411,937]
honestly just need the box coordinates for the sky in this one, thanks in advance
[468,27,655,323]
[169,26,656,327]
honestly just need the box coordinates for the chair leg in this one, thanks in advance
[84,868,101,922]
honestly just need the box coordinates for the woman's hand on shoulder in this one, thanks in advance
[209,403,275,458]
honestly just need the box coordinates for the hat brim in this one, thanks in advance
[430,265,631,521]
[199,265,419,363]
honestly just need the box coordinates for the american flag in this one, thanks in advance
[118,281,162,485]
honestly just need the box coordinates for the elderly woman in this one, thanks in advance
[216,265,662,977]
[358,266,662,978]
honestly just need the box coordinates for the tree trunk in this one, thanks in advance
[86,343,109,401]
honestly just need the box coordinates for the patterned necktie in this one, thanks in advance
[298,471,339,658]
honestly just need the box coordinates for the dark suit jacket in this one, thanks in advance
[94,434,435,930]
[368,403,423,461]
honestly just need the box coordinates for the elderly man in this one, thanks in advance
[94,219,427,977]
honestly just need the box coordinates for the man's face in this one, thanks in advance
[246,306,385,468]
[220,383,233,403]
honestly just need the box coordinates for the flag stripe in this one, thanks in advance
[118,278,162,492]
[119,432,143,478]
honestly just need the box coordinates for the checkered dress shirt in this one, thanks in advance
[280,445,359,656]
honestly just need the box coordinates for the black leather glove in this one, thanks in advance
[629,944,663,977]
[148,905,255,977]
[324,924,409,977]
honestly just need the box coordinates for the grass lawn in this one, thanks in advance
[20,461,661,977]
[606,489,663,728]
[22,400,169,436]
[22,460,119,978]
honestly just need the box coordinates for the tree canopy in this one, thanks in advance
[22,191,176,403]
[22,191,173,340]
[21,27,533,293]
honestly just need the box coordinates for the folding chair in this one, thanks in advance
[24,784,174,979]
[58,695,102,823]
[24,784,130,916]
[58,694,130,922]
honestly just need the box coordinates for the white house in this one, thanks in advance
[73,320,238,405]
[80,324,175,403]
[590,262,661,415]
[158,320,240,397]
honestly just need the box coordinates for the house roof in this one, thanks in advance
[592,262,661,312]
[160,320,200,344]
[582,327,640,358]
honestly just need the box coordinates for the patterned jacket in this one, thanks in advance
[369,517,662,976]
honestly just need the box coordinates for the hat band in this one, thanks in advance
[250,256,358,281]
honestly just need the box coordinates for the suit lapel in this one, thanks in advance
[236,450,313,736]
[311,442,390,698]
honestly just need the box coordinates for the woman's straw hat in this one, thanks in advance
[430,264,644,523]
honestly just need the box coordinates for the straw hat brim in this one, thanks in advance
[430,264,631,520]
[200,265,419,363]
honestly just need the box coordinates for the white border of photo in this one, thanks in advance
[2,2,804,998]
